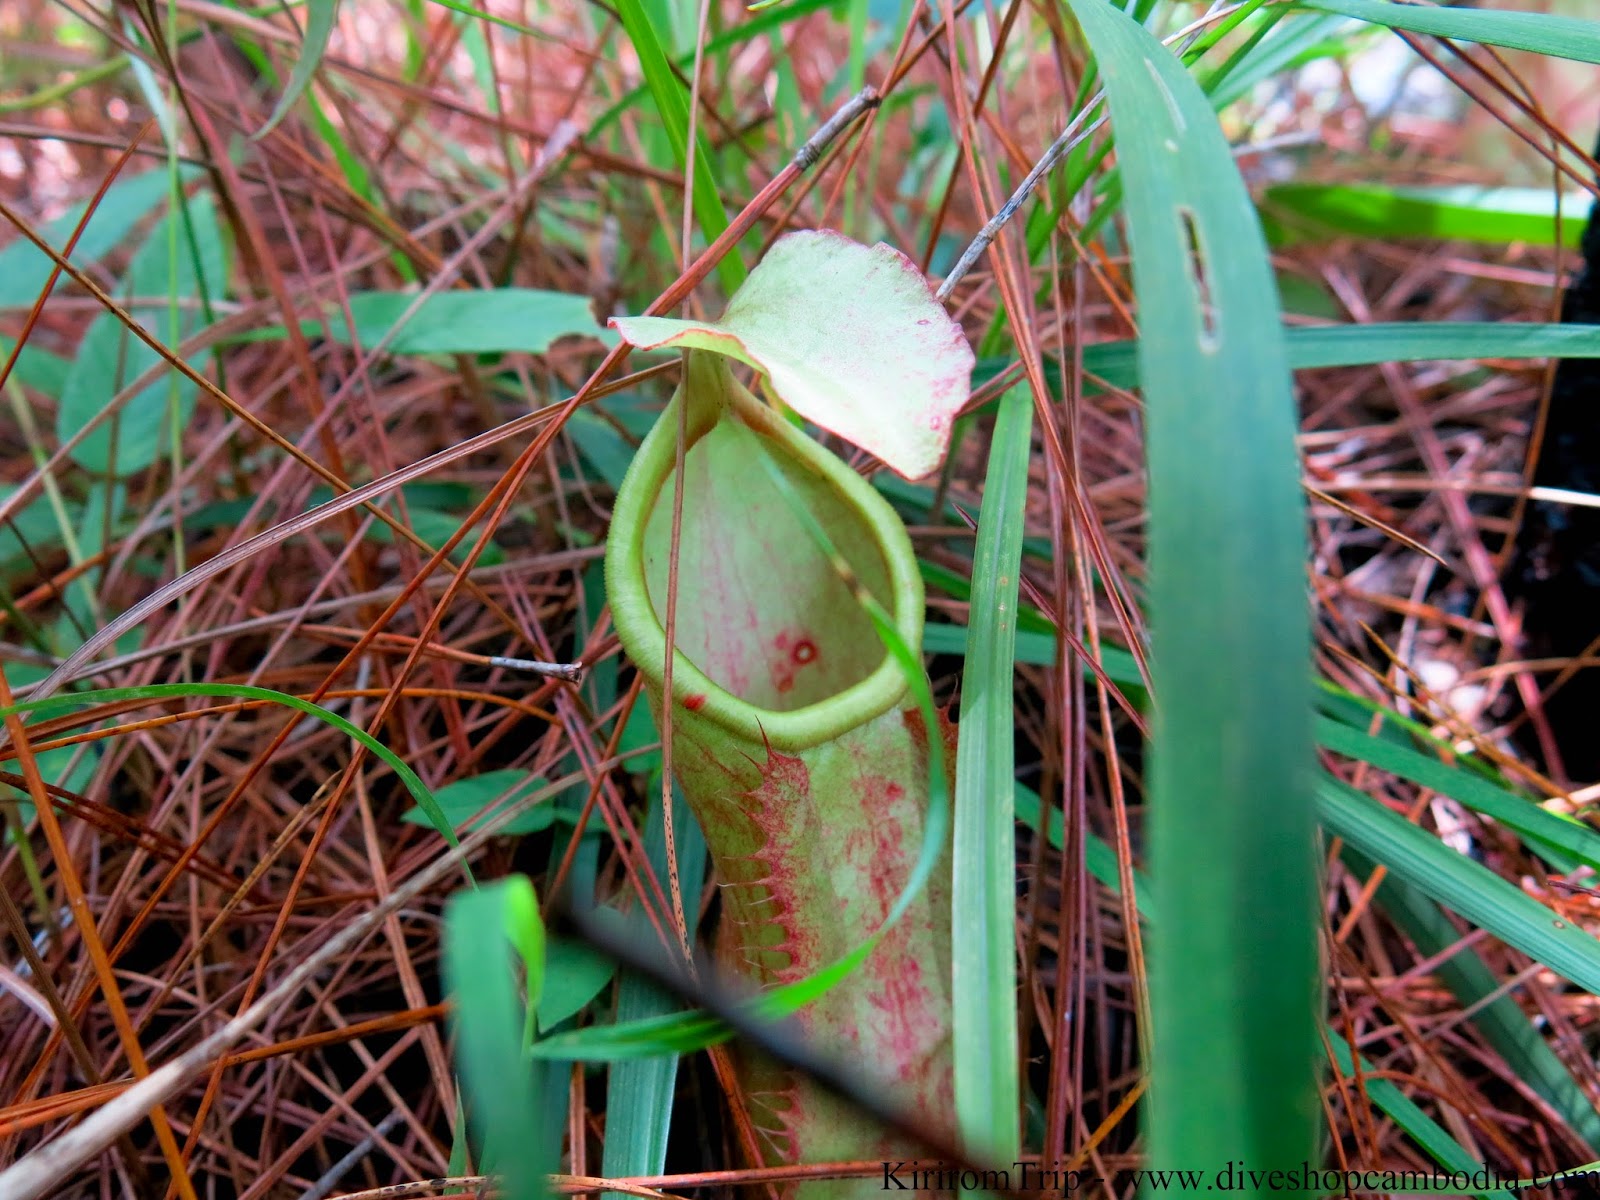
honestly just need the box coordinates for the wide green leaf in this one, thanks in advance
[399,769,557,835]
[305,289,613,355]
[0,167,201,310]
[57,191,226,477]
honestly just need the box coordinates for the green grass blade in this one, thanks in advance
[612,0,741,294]
[1317,776,1600,996]
[257,0,340,138]
[1265,183,1593,249]
[1316,717,1600,871]
[0,682,460,857]
[443,877,555,1200]
[1344,847,1600,1152]
[951,384,1030,1163]
[600,784,706,1195]
[1074,322,1600,392]
[1299,0,1600,64]
[1058,0,1320,1184]
[1320,1036,1496,1199]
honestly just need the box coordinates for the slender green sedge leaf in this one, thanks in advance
[590,0,835,137]
[1078,322,1600,392]
[600,785,705,1197]
[443,877,551,1200]
[951,385,1029,1162]
[1345,847,1600,1152]
[612,0,741,294]
[1059,0,1320,1184]
[1315,717,1600,871]
[1318,775,1600,996]
[1265,183,1593,249]
[1298,0,1600,65]
[257,0,340,139]
[0,682,460,857]
[1319,1037,1494,1199]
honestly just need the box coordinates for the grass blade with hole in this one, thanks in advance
[951,383,1030,1163]
[1058,0,1320,1188]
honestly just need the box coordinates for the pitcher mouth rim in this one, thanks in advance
[605,359,925,751]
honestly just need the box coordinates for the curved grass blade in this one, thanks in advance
[1299,0,1600,65]
[0,682,459,855]
[257,0,340,139]
[951,384,1030,1163]
[1058,0,1320,1181]
[1266,183,1593,249]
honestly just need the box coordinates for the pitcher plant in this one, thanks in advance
[603,231,973,1191]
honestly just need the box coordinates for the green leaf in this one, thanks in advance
[443,876,552,1200]
[0,167,200,310]
[0,682,461,863]
[1079,322,1600,393]
[1058,0,1319,1180]
[58,192,226,477]
[1316,717,1600,872]
[537,938,616,1032]
[257,0,341,138]
[951,384,1029,1162]
[612,231,975,478]
[0,484,73,573]
[1298,0,1600,64]
[1345,847,1600,1153]
[564,409,637,492]
[312,289,614,356]
[1320,1036,1495,1199]
[365,507,505,567]
[400,769,556,835]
